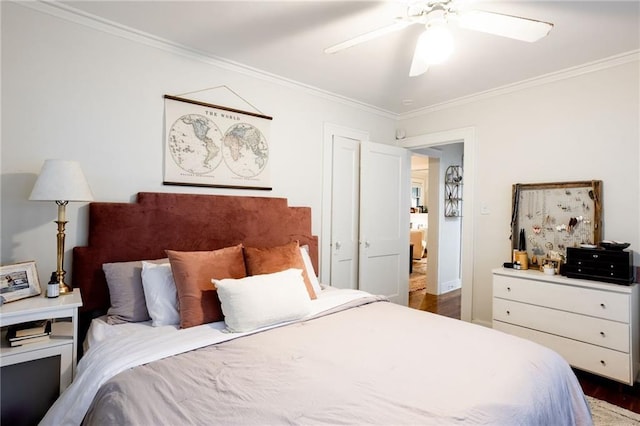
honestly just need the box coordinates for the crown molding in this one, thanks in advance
[18,1,398,120]
[400,50,640,120]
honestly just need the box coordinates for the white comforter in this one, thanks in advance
[41,288,371,426]
[41,288,592,426]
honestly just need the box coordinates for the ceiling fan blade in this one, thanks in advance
[324,20,413,54]
[409,54,429,77]
[457,10,553,42]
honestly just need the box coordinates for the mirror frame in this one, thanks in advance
[511,180,602,265]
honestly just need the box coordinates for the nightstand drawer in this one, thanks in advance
[493,298,629,352]
[493,274,629,322]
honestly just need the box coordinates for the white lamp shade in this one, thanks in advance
[29,159,94,202]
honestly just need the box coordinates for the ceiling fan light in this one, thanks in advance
[414,26,454,65]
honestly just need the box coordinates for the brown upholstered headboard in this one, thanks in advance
[72,192,318,342]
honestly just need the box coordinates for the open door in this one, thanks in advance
[358,141,410,305]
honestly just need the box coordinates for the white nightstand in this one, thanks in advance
[0,290,83,424]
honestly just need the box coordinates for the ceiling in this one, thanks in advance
[411,155,430,171]
[61,1,639,115]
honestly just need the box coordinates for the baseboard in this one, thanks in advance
[440,279,461,294]
[472,319,493,328]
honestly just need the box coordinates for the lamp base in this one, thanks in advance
[58,282,73,295]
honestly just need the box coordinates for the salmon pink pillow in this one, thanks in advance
[167,245,246,328]
[243,241,316,300]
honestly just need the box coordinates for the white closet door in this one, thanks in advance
[358,141,410,305]
[329,135,360,290]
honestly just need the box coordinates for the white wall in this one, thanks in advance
[0,2,397,279]
[400,59,640,324]
[439,144,463,293]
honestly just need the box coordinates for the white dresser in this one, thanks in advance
[492,268,639,385]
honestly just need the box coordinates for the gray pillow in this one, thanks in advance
[103,258,168,324]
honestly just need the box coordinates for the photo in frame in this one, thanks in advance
[511,180,602,266]
[0,261,42,304]
[163,95,273,190]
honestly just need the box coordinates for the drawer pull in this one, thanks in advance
[506,287,511,292]
[506,310,510,315]
[600,331,606,337]
[600,303,606,309]
[600,360,606,366]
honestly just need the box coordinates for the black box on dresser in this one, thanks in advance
[564,247,634,285]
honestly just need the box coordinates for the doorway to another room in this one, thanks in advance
[409,154,429,306]
[406,142,466,321]
[322,124,476,323]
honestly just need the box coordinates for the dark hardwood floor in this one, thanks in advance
[408,261,640,414]
[574,369,640,414]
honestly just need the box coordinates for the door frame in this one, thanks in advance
[399,127,476,323]
[320,123,369,284]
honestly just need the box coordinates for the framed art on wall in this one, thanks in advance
[511,180,602,266]
[0,261,42,304]
[163,95,273,190]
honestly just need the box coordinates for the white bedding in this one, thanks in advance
[84,316,152,353]
[43,287,592,426]
[43,287,371,426]
[83,285,356,349]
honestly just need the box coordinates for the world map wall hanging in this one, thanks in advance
[163,95,272,190]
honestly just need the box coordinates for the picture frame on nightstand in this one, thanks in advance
[0,261,41,304]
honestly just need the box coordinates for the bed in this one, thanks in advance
[41,192,592,425]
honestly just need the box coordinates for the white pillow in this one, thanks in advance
[141,262,180,327]
[213,268,311,333]
[299,245,321,295]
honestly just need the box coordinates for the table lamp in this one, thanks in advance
[29,159,93,295]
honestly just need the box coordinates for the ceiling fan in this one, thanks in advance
[324,1,553,77]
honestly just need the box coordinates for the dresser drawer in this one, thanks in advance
[493,298,629,352]
[494,321,632,384]
[566,247,632,265]
[565,263,632,277]
[563,266,635,285]
[493,275,630,323]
